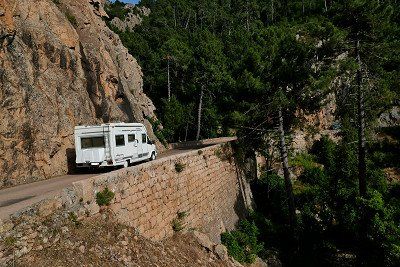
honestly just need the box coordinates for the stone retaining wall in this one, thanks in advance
[73,142,244,241]
[0,142,249,263]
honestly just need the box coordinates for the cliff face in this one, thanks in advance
[0,0,159,188]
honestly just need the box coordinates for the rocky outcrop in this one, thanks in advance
[0,0,160,188]
[110,5,151,32]
[292,92,339,152]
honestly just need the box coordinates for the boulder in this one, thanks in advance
[214,244,229,261]
[192,230,214,251]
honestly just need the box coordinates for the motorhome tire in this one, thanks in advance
[150,152,156,161]
[123,160,129,168]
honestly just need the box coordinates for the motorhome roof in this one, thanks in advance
[74,123,144,129]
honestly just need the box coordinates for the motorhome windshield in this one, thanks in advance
[81,136,105,149]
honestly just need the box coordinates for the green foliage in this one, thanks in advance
[251,134,400,266]
[104,0,130,20]
[298,166,327,187]
[4,236,16,247]
[171,218,184,232]
[177,211,188,220]
[310,135,336,173]
[101,0,400,265]
[174,162,185,173]
[68,212,81,226]
[172,211,188,232]
[160,96,191,142]
[291,153,317,170]
[221,220,264,264]
[146,116,168,147]
[96,187,115,206]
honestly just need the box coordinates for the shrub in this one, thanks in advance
[177,211,188,220]
[52,0,61,5]
[175,162,185,172]
[298,166,327,186]
[310,135,336,173]
[104,0,130,20]
[146,116,168,147]
[221,220,264,264]
[367,168,388,193]
[254,172,288,222]
[68,212,81,226]
[291,153,317,170]
[172,211,187,232]
[96,187,115,206]
[4,236,16,247]
[172,218,184,232]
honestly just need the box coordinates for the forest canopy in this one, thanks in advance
[105,0,399,266]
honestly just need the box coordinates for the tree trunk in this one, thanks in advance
[185,12,191,29]
[356,39,367,197]
[196,85,204,141]
[173,5,177,28]
[167,57,171,101]
[278,107,296,229]
[184,122,189,141]
[271,0,274,22]
[246,0,250,31]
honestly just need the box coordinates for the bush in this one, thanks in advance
[172,211,188,232]
[254,172,289,222]
[146,116,168,147]
[68,212,81,226]
[291,153,317,170]
[104,0,130,20]
[175,162,185,172]
[367,168,388,193]
[310,135,336,173]
[96,187,115,206]
[298,166,327,186]
[221,220,264,264]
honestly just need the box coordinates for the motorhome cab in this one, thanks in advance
[74,123,157,168]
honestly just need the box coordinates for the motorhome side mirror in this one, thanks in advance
[147,139,154,145]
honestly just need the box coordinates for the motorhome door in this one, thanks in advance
[114,133,127,163]
[138,132,148,159]
[127,133,138,160]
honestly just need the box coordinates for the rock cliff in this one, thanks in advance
[0,0,160,188]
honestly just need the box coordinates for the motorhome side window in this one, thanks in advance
[115,135,125,147]
[81,137,105,149]
[128,134,136,142]
[142,133,146,143]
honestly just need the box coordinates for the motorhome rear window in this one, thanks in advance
[81,137,105,149]
[116,135,125,146]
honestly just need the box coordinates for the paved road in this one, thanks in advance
[0,148,194,220]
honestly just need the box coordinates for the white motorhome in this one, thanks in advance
[74,123,157,168]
